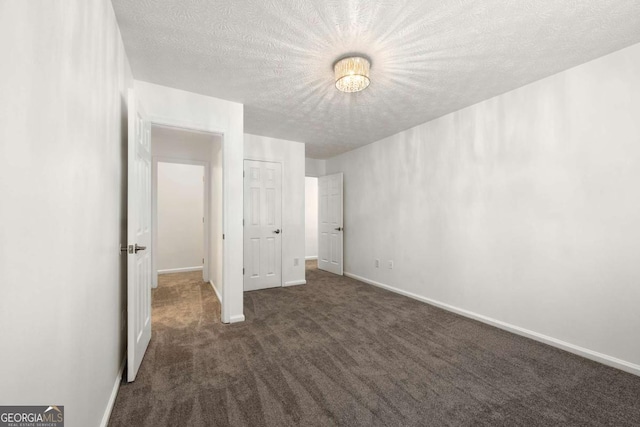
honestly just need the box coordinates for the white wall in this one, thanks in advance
[326,43,640,375]
[0,1,132,426]
[152,126,215,161]
[305,157,326,177]
[157,163,204,272]
[245,134,306,286]
[305,177,319,260]
[136,81,244,323]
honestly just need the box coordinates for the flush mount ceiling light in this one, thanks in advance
[334,56,371,93]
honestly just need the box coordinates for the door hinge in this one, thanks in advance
[223,234,225,240]
[202,258,204,264]
[243,171,245,178]
[202,217,205,223]
[243,268,245,275]
[242,219,244,226]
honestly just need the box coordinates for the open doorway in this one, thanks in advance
[150,124,224,302]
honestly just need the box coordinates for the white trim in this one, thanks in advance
[154,157,209,166]
[284,280,306,287]
[157,266,203,274]
[209,280,222,303]
[229,314,245,323]
[147,115,226,137]
[305,256,317,260]
[344,272,640,377]
[100,357,125,427]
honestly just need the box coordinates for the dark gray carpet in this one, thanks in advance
[109,261,640,426]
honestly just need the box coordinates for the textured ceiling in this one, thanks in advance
[112,0,640,158]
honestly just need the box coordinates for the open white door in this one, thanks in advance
[126,89,152,382]
[318,173,343,275]
[243,160,282,291]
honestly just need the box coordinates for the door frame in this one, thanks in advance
[243,157,284,289]
[151,157,209,288]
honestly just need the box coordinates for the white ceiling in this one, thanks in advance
[112,0,640,158]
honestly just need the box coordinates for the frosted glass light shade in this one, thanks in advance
[334,56,370,93]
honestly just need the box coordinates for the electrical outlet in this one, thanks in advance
[375,259,380,268]
[388,260,394,269]
[294,258,299,267]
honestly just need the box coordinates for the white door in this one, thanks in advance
[318,173,344,275]
[126,89,152,382]
[318,173,343,275]
[243,160,282,291]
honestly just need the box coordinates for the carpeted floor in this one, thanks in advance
[109,261,640,426]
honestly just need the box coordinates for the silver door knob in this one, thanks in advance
[335,227,343,231]
[273,229,281,234]
[134,244,147,253]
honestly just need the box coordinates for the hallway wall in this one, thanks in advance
[305,157,326,177]
[157,163,205,272]
[0,1,133,426]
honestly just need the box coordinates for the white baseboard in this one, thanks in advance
[100,357,126,427]
[209,280,222,303]
[229,314,245,323]
[344,272,640,377]
[284,280,306,287]
[305,256,317,260]
[157,266,203,274]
